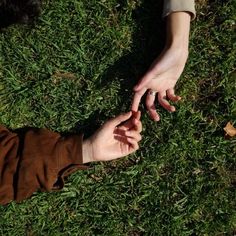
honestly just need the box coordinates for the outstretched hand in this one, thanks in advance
[132,45,187,121]
[83,111,142,163]
[132,12,191,121]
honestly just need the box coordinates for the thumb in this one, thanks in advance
[108,111,132,127]
[133,72,153,91]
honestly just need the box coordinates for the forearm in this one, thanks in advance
[166,12,191,49]
[0,125,86,205]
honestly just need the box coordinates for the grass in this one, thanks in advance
[0,0,235,235]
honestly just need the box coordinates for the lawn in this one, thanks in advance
[0,0,235,235]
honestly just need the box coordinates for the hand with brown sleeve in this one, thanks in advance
[0,111,142,205]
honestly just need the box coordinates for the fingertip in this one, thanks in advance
[126,111,132,117]
[154,116,160,122]
[131,106,138,113]
[149,110,160,122]
[170,106,176,112]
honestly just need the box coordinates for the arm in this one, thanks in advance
[132,0,195,121]
[0,112,142,205]
[0,125,86,205]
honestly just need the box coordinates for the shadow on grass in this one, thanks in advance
[76,0,166,137]
[98,0,165,103]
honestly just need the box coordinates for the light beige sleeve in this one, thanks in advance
[163,0,196,20]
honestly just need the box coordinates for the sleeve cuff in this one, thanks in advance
[52,134,90,190]
[163,0,196,21]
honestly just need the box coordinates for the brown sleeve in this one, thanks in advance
[0,125,88,205]
[163,0,196,20]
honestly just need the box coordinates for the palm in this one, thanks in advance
[101,132,134,159]
[132,47,188,121]
[147,75,177,92]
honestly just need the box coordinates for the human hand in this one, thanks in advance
[132,12,191,121]
[82,111,142,163]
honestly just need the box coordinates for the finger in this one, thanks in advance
[131,88,146,112]
[158,91,175,112]
[113,128,126,136]
[108,111,132,127]
[118,121,132,131]
[119,111,142,132]
[132,110,141,120]
[125,130,142,142]
[133,72,154,91]
[118,111,140,131]
[114,135,130,145]
[146,92,160,121]
[127,138,139,152]
[118,119,142,133]
[133,119,142,133]
[167,89,181,102]
[131,111,142,130]
[116,119,140,132]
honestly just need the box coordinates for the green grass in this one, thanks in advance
[0,0,235,235]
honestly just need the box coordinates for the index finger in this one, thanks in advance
[131,88,146,111]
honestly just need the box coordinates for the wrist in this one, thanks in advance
[82,139,94,164]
